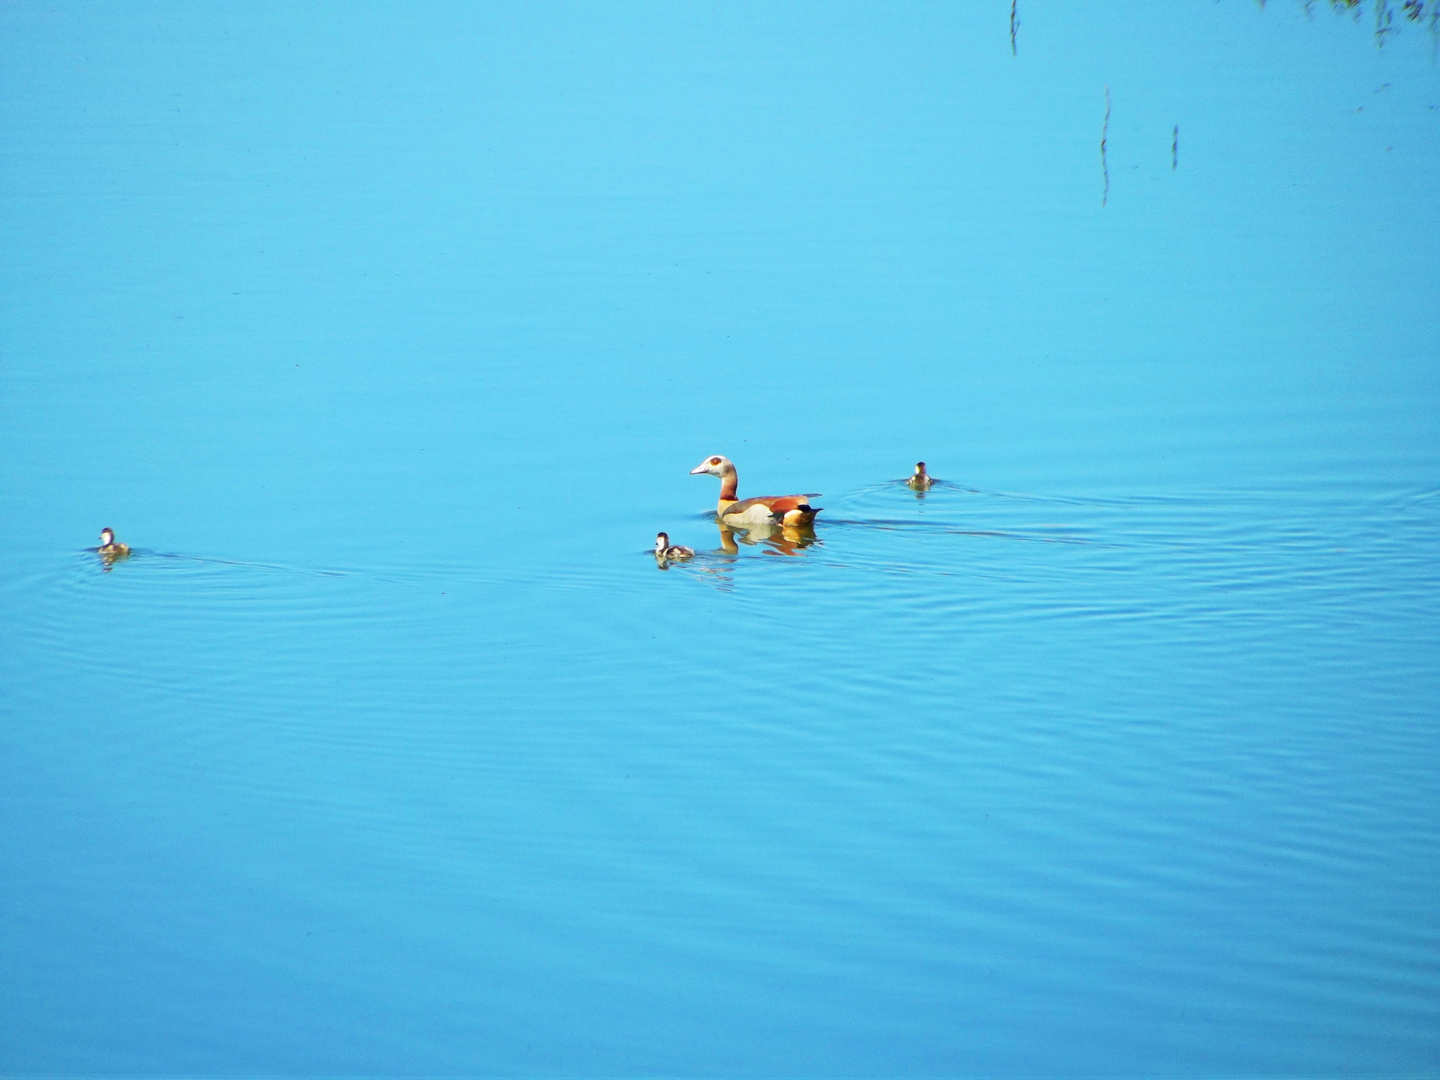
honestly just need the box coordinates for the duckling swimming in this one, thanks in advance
[907,462,934,490]
[655,532,695,560]
[97,527,131,557]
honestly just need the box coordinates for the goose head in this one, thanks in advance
[690,454,734,477]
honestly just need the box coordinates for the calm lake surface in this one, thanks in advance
[2,3,1438,1075]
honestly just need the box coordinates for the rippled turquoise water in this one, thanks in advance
[3,3,1438,1075]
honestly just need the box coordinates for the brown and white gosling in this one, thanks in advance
[907,462,934,490]
[97,528,131,557]
[690,455,821,528]
[655,533,694,560]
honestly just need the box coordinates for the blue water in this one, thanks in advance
[2,3,1438,1075]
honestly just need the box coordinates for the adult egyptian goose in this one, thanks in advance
[97,528,131,558]
[690,455,821,528]
[654,532,694,560]
[907,462,934,490]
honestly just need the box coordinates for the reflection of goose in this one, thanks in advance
[716,521,815,557]
[654,532,694,560]
[690,455,821,528]
[97,528,131,558]
[907,462,934,490]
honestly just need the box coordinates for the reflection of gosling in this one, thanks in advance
[98,528,131,557]
[907,462,934,490]
[655,532,694,559]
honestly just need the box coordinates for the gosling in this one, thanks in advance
[98,527,131,557]
[654,532,695,560]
